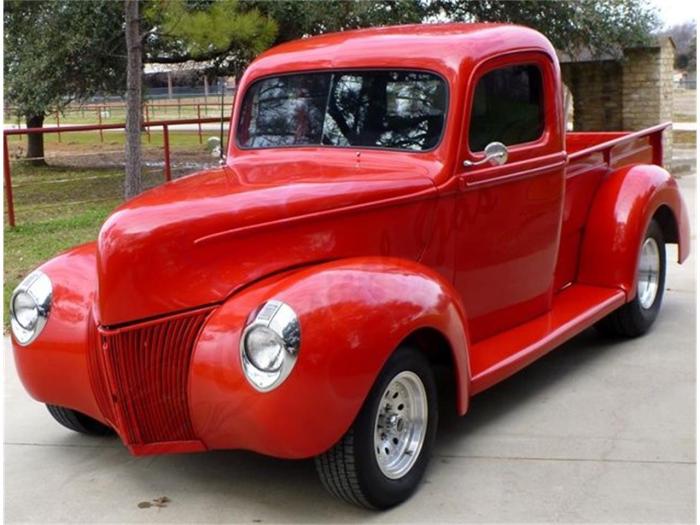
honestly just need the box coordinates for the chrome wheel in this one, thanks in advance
[373,371,428,480]
[637,237,661,309]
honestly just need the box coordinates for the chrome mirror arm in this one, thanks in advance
[463,155,496,168]
[463,141,508,168]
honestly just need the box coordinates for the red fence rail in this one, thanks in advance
[3,116,227,227]
[5,100,234,124]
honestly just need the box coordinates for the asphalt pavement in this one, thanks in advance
[3,176,696,524]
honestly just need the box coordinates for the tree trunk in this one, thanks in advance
[26,114,47,166]
[124,0,142,199]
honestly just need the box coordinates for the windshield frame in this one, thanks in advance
[234,67,451,154]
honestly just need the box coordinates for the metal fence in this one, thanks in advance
[3,115,227,228]
[5,98,234,142]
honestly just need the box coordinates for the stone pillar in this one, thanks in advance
[622,37,675,168]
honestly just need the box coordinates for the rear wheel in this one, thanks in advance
[595,219,666,337]
[315,346,438,509]
[46,405,113,436]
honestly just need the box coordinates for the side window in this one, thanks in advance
[469,64,544,152]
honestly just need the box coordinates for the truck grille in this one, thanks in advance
[87,307,212,451]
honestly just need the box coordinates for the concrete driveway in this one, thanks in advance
[4,177,695,524]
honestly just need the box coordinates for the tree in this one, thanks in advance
[687,35,696,73]
[124,0,143,199]
[144,0,277,78]
[249,0,430,44]
[252,0,659,58]
[662,22,697,70]
[121,0,276,198]
[434,1,660,57]
[4,0,126,165]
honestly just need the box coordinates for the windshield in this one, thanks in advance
[237,70,447,152]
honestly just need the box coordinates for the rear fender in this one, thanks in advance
[578,164,690,299]
[188,257,470,459]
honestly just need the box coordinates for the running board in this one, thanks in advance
[470,285,626,394]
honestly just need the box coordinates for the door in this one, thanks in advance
[454,52,566,343]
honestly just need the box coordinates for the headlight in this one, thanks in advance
[245,326,285,372]
[241,300,300,392]
[10,270,52,346]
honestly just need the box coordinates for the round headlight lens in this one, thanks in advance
[12,291,39,330]
[245,326,285,372]
[240,300,300,392]
[10,270,52,346]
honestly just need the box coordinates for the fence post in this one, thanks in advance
[16,116,22,142]
[56,111,62,143]
[97,108,104,143]
[4,134,16,228]
[144,103,151,144]
[197,104,203,144]
[163,124,172,182]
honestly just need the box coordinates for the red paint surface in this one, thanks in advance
[11,24,690,457]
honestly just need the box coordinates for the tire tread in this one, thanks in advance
[46,405,113,436]
[315,429,374,509]
[595,219,666,338]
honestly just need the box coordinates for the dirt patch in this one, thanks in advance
[137,496,171,509]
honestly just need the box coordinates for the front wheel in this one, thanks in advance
[46,405,114,436]
[315,346,438,509]
[595,219,666,337]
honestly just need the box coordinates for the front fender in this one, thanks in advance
[578,164,690,299]
[188,257,469,459]
[10,242,104,423]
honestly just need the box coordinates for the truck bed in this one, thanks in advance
[554,122,671,291]
[566,122,669,167]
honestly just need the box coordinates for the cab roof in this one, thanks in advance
[244,23,556,82]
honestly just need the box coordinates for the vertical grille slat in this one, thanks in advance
[86,308,212,447]
[86,312,116,424]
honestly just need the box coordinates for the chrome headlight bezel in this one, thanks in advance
[10,270,52,346]
[240,300,300,392]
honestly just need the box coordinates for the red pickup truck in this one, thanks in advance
[10,23,690,509]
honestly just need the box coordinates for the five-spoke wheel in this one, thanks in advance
[373,371,428,480]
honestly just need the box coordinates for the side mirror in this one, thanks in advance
[206,136,222,158]
[463,141,508,168]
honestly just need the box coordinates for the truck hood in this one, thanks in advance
[96,154,437,326]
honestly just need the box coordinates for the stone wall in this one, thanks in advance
[560,37,675,167]
[561,61,622,131]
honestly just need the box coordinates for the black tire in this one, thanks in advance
[315,346,438,510]
[46,405,114,436]
[595,219,666,338]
